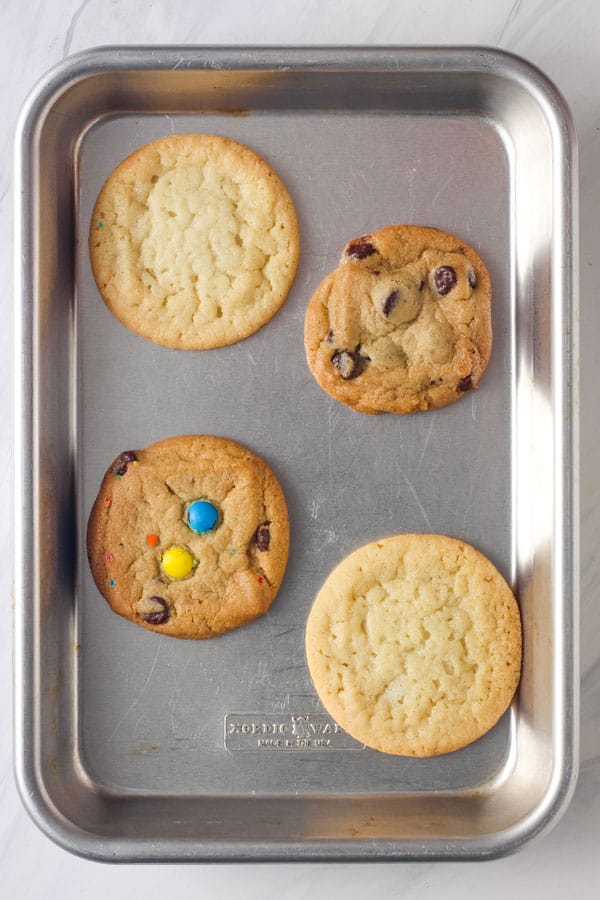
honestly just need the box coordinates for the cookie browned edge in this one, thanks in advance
[86,435,290,639]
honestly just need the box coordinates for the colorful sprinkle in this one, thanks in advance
[186,499,219,534]
[257,576,264,584]
[230,548,236,554]
[160,545,196,580]
[146,533,159,547]
[97,221,104,228]
[103,496,112,508]
[109,579,116,587]
[106,552,114,563]
[116,474,122,480]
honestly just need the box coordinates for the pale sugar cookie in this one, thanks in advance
[305,534,521,756]
[90,134,299,349]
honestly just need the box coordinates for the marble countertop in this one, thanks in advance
[2,0,598,896]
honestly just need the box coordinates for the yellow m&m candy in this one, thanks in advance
[160,545,196,580]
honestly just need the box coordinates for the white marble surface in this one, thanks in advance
[2,0,599,895]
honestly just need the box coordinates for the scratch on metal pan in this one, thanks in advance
[402,473,433,531]
[107,642,162,742]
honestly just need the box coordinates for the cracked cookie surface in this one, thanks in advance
[87,435,289,639]
[304,225,492,414]
[305,534,521,756]
[90,134,300,349]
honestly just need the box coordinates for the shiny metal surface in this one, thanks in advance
[14,47,579,861]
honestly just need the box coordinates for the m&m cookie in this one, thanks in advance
[86,435,289,638]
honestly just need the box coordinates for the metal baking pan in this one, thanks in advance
[14,46,579,861]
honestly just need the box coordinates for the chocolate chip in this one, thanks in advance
[255,525,271,552]
[382,290,399,317]
[468,269,477,289]
[143,596,170,625]
[346,237,376,260]
[433,266,457,295]
[112,450,137,476]
[326,330,334,343]
[331,349,369,380]
[457,374,473,392]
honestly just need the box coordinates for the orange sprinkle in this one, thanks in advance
[103,496,112,508]
[146,534,159,547]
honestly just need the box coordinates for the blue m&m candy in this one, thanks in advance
[186,500,219,534]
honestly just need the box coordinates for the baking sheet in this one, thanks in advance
[14,47,578,860]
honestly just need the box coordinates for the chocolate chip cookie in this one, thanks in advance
[305,534,521,756]
[304,225,492,414]
[90,134,300,349]
[87,436,289,638]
